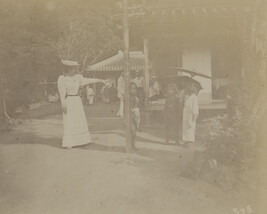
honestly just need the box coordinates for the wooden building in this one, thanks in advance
[121,0,253,109]
[87,50,149,85]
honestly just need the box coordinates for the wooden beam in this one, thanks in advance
[122,0,133,152]
[144,39,150,106]
[44,79,47,96]
[142,31,241,39]
[127,4,144,10]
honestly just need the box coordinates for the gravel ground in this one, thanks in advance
[0,102,256,214]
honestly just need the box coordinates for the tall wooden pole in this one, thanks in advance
[44,78,47,97]
[144,39,149,106]
[123,0,133,152]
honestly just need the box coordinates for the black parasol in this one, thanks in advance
[154,75,203,94]
[168,67,213,79]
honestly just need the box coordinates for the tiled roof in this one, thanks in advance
[87,51,150,72]
[112,4,251,22]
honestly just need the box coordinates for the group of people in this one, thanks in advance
[164,81,200,145]
[101,81,117,104]
[81,79,118,106]
[57,60,200,149]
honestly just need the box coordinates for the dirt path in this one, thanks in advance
[0,117,254,214]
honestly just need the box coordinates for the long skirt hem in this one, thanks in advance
[62,132,92,148]
[62,96,91,148]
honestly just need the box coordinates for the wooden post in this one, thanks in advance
[93,73,97,92]
[240,12,248,82]
[44,79,47,97]
[144,38,149,106]
[123,0,133,153]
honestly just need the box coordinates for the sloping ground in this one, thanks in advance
[16,101,120,120]
[0,117,256,214]
[15,102,62,120]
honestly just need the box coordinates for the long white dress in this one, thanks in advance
[182,93,199,142]
[57,74,102,148]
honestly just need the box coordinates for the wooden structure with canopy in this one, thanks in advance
[87,50,151,102]
[87,50,150,84]
[114,0,254,110]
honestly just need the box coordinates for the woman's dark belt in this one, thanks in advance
[65,94,79,98]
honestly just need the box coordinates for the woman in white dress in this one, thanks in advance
[57,60,105,149]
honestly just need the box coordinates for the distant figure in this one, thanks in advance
[48,92,59,103]
[102,82,109,103]
[182,84,199,143]
[133,70,145,108]
[117,73,125,117]
[86,85,95,105]
[57,60,105,149]
[149,78,162,101]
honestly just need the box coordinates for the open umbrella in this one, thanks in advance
[169,67,213,79]
[154,75,203,95]
[155,75,202,88]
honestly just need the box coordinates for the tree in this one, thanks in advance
[0,0,122,113]
[54,0,123,72]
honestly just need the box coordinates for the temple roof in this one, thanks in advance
[128,6,250,21]
[87,51,150,72]
[112,1,252,23]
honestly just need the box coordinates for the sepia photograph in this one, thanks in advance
[0,0,267,213]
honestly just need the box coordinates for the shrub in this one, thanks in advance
[198,87,260,191]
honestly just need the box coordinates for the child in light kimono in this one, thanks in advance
[86,85,95,105]
[182,84,199,143]
[130,83,140,146]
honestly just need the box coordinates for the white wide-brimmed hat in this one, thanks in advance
[61,60,79,66]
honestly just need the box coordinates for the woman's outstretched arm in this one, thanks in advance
[77,74,105,86]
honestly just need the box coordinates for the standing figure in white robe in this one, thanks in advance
[117,73,125,117]
[58,60,105,149]
[86,85,95,105]
[182,91,199,143]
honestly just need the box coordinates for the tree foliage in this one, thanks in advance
[0,0,122,113]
